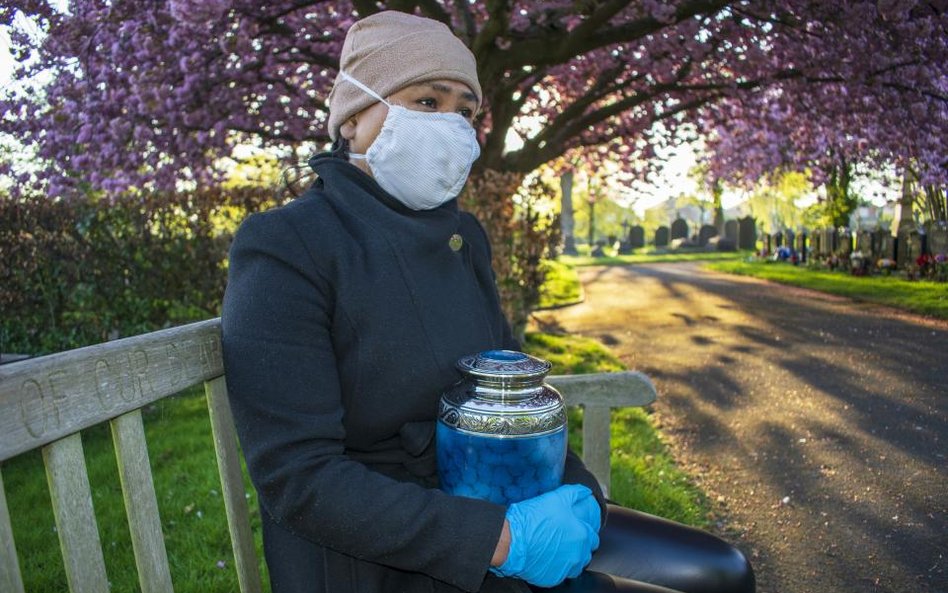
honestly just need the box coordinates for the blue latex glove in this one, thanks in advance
[490,484,601,587]
[570,486,603,538]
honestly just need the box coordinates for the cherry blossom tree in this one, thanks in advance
[697,1,947,216]
[2,0,945,326]
[4,1,943,195]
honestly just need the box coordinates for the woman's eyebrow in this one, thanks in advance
[424,82,479,105]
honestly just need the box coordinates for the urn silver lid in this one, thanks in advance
[439,350,566,437]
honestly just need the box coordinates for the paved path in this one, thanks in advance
[531,262,947,593]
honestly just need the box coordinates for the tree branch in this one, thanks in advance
[505,0,730,71]
[351,0,380,16]
[414,0,452,25]
[454,0,478,45]
[516,55,696,170]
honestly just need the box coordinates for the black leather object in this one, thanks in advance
[532,504,756,593]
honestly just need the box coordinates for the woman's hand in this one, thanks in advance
[491,520,511,567]
[489,484,600,586]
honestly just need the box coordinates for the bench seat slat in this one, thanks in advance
[111,410,174,593]
[42,433,109,593]
[0,468,26,593]
[206,376,264,593]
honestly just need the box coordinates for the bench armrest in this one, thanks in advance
[546,371,658,497]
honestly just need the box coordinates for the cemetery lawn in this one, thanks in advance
[2,340,711,592]
[561,249,751,267]
[539,259,584,308]
[707,260,948,320]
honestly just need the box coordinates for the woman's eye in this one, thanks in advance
[418,97,436,109]
[458,108,473,119]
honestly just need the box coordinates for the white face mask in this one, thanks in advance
[340,72,481,210]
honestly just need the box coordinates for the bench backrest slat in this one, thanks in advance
[206,375,264,593]
[111,409,175,593]
[0,469,25,593]
[43,433,109,592]
[0,319,223,463]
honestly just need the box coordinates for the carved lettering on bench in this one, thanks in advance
[92,348,153,409]
[124,348,153,402]
[19,377,63,438]
[166,342,185,388]
[94,358,118,410]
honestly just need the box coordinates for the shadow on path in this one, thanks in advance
[532,262,947,593]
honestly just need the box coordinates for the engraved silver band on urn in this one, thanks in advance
[439,350,567,437]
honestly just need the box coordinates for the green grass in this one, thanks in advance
[707,260,948,320]
[561,248,751,267]
[3,329,711,591]
[538,259,583,309]
[524,332,712,527]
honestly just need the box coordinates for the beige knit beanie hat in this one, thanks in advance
[327,11,482,140]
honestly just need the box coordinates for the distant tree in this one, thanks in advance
[572,178,631,247]
[745,170,816,233]
[822,157,857,228]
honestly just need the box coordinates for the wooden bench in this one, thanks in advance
[0,318,656,592]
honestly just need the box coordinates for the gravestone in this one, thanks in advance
[724,220,738,242]
[629,225,645,249]
[856,230,873,256]
[654,226,670,247]
[795,232,808,263]
[926,221,948,255]
[774,231,784,247]
[836,228,853,257]
[590,240,606,258]
[738,216,757,250]
[616,221,632,254]
[708,236,737,251]
[698,224,718,246]
[670,218,689,241]
[811,231,822,256]
[762,234,772,254]
[896,228,922,268]
[785,230,796,250]
[872,229,894,261]
[820,228,837,256]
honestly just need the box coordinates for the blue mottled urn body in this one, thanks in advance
[437,350,567,505]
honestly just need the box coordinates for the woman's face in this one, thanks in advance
[338,78,478,177]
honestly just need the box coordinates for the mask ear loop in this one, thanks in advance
[338,71,393,161]
[339,71,392,107]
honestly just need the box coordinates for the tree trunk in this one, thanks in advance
[712,180,725,234]
[461,169,544,342]
[824,158,856,228]
[587,199,596,248]
[560,171,578,255]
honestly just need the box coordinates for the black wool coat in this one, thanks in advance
[221,155,605,593]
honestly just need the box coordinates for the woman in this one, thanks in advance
[222,11,754,593]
